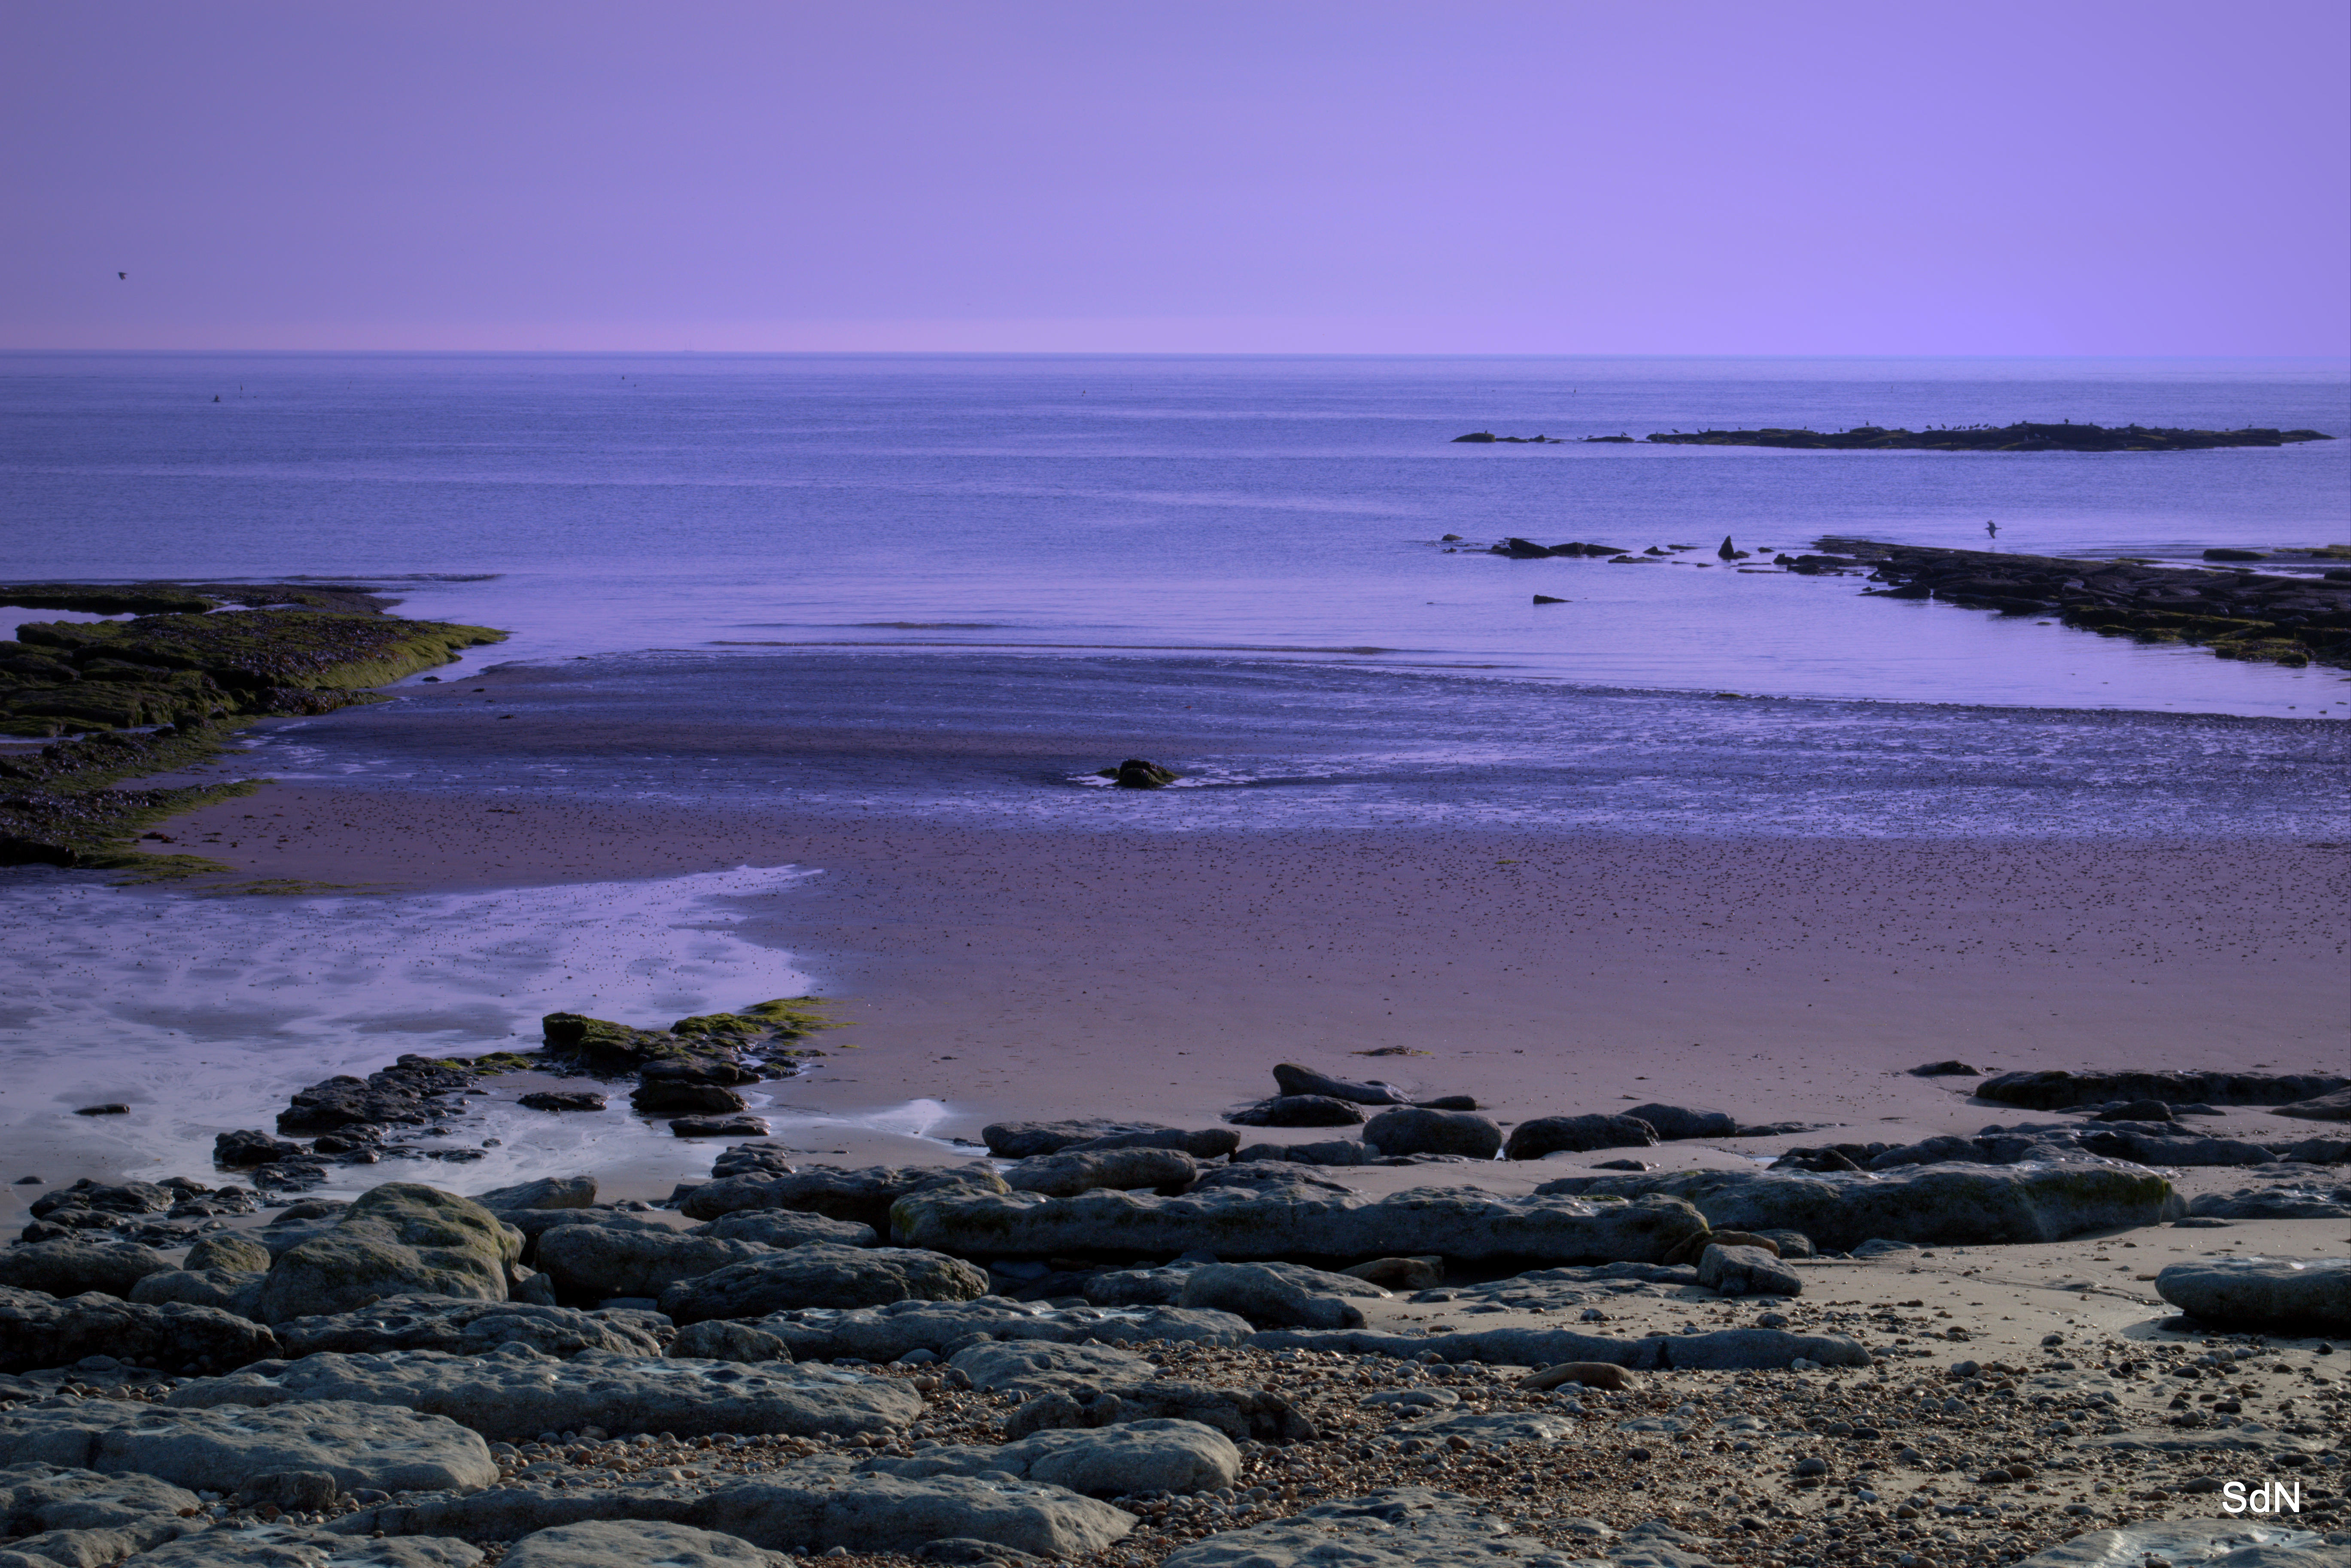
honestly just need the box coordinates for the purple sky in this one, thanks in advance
[4,1,2347,355]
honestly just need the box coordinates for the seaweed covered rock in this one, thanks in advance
[253,1184,523,1325]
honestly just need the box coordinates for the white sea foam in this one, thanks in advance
[0,864,821,1189]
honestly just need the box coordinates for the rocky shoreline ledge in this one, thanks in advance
[2,1048,2345,1568]
[0,583,506,874]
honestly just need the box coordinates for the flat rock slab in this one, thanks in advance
[1178,1262,1387,1330]
[1158,1487,1605,1568]
[1387,1411,1578,1445]
[2014,1519,2337,1568]
[168,1345,922,1443]
[657,1244,989,1323]
[2156,1257,2351,1333]
[1006,1380,1318,1445]
[891,1187,1706,1263]
[861,1418,1241,1496]
[0,1461,206,1568]
[948,1340,1159,1393]
[1531,1164,2179,1249]
[0,1399,496,1494]
[504,1521,785,1568]
[533,1228,773,1301]
[274,1297,664,1361]
[1253,1325,1870,1371]
[685,1460,1135,1561]
[1412,1263,1700,1313]
[134,1529,485,1568]
[745,1299,1251,1363]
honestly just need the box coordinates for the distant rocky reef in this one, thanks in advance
[1635,422,2332,453]
[0,581,507,873]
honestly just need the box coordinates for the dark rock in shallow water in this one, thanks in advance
[1270,1063,1408,1105]
[1502,1114,1658,1160]
[215,1129,309,1168]
[669,1114,768,1138]
[1098,758,1177,788]
[72,1103,130,1116]
[1227,1095,1366,1128]
[1978,1069,2347,1110]
[518,1091,606,1112]
[630,1081,745,1115]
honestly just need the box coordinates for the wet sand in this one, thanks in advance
[97,781,2349,1200]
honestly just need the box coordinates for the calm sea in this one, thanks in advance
[2,353,2345,1184]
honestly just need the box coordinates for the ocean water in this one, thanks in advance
[2,353,2345,1191]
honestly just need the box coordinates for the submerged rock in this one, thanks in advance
[1100,759,1177,789]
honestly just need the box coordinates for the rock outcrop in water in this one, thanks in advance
[1636,422,2336,452]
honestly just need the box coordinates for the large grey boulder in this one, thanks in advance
[658,1244,988,1323]
[741,1299,1250,1363]
[2156,1258,2351,1333]
[131,1531,484,1568]
[891,1185,1706,1264]
[0,1286,279,1376]
[254,1185,523,1325]
[1360,1109,1502,1160]
[693,1211,876,1249]
[0,1242,175,1300]
[687,1465,1134,1561]
[128,1267,267,1316]
[472,1177,596,1212]
[533,1227,768,1301]
[1502,1115,1658,1160]
[0,1463,207,1568]
[1696,1243,1802,1298]
[272,1295,665,1360]
[1178,1263,1387,1329]
[1980,1070,2347,1111]
[1253,1323,1870,1371]
[1158,1487,1592,1568]
[2014,1519,2335,1568]
[1001,1148,1201,1198]
[169,1344,921,1443]
[0,1398,496,1494]
[947,1340,1157,1393]
[864,1419,1240,1497]
[678,1165,1007,1229]
[504,1521,780,1568]
[1532,1163,2181,1249]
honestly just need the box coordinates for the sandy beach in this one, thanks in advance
[8,775,2317,1199]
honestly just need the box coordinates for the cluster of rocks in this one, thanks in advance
[1809,541,2351,669]
[188,1007,846,1197]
